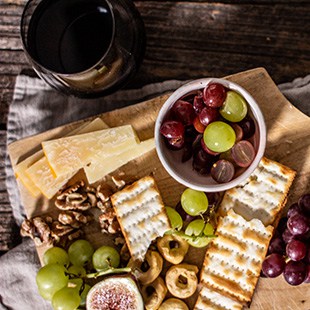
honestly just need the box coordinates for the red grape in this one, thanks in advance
[203,83,227,108]
[201,138,220,156]
[172,100,195,125]
[193,116,206,133]
[268,236,285,255]
[231,140,255,168]
[166,136,185,150]
[193,92,204,114]
[160,120,184,139]
[262,253,286,278]
[287,203,303,219]
[238,117,255,139]
[199,106,219,126]
[286,239,307,261]
[211,159,235,183]
[283,261,306,285]
[192,147,217,175]
[287,214,309,236]
[282,228,295,244]
[230,123,243,142]
[304,265,310,283]
[299,193,310,215]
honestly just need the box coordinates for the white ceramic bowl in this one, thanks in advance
[155,78,267,192]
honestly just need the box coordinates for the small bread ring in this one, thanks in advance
[141,277,167,310]
[128,250,163,285]
[165,263,199,299]
[159,298,189,310]
[157,234,189,264]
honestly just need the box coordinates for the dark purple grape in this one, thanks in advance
[231,140,255,168]
[287,214,309,236]
[282,228,295,244]
[304,265,310,283]
[172,100,195,125]
[268,236,285,255]
[230,123,243,142]
[286,239,307,261]
[283,260,306,285]
[277,217,288,235]
[193,92,205,114]
[211,159,235,183]
[238,117,255,139]
[192,147,217,175]
[304,247,310,264]
[184,125,198,144]
[203,83,227,108]
[287,203,303,219]
[298,193,310,215]
[160,120,184,139]
[181,145,193,162]
[262,253,286,278]
[199,107,219,126]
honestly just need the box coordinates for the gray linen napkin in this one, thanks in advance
[1,74,309,310]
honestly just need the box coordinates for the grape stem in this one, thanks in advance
[85,266,132,279]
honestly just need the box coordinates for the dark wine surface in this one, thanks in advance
[27,0,114,74]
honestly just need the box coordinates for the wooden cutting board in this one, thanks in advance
[8,68,310,309]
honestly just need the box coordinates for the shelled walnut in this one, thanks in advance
[58,210,93,228]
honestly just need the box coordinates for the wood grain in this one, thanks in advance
[7,68,310,309]
[0,0,309,252]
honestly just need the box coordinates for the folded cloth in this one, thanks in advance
[1,73,309,310]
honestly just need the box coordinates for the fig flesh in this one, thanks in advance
[86,276,144,310]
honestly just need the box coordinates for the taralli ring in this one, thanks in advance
[159,298,189,310]
[157,233,189,264]
[165,263,199,298]
[128,250,163,285]
[141,277,167,310]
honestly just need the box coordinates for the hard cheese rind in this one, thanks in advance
[42,125,139,177]
[198,209,273,305]
[111,176,171,261]
[218,157,296,226]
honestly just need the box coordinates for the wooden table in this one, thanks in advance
[0,0,309,253]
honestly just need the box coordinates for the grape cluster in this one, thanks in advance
[165,188,219,248]
[36,240,125,310]
[160,82,257,183]
[262,193,310,285]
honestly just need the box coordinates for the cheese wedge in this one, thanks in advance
[111,176,171,261]
[25,118,109,198]
[85,138,155,184]
[13,119,98,196]
[42,125,139,177]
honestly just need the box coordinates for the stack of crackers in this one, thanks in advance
[194,157,296,309]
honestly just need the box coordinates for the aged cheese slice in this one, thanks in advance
[85,138,155,184]
[25,118,109,198]
[42,125,139,177]
[13,119,97,196]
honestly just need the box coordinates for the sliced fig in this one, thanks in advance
[86,276,144,310]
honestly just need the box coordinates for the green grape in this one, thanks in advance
[92,245,120,271]
[52,287,81,310]
[36,263,69,301]
[203,223,214,236]
[79,283,91,307]
[185,219,205,236]
[220,91,248,122]
[69,279,91,307]
[67,265,86,278]
[181,188,208,216]
[43,247,69,266]
[165,206,183,231]
[68,239,94,266]
[203,121,236,153]
[69,278,83,290]
[187,236,213,248]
